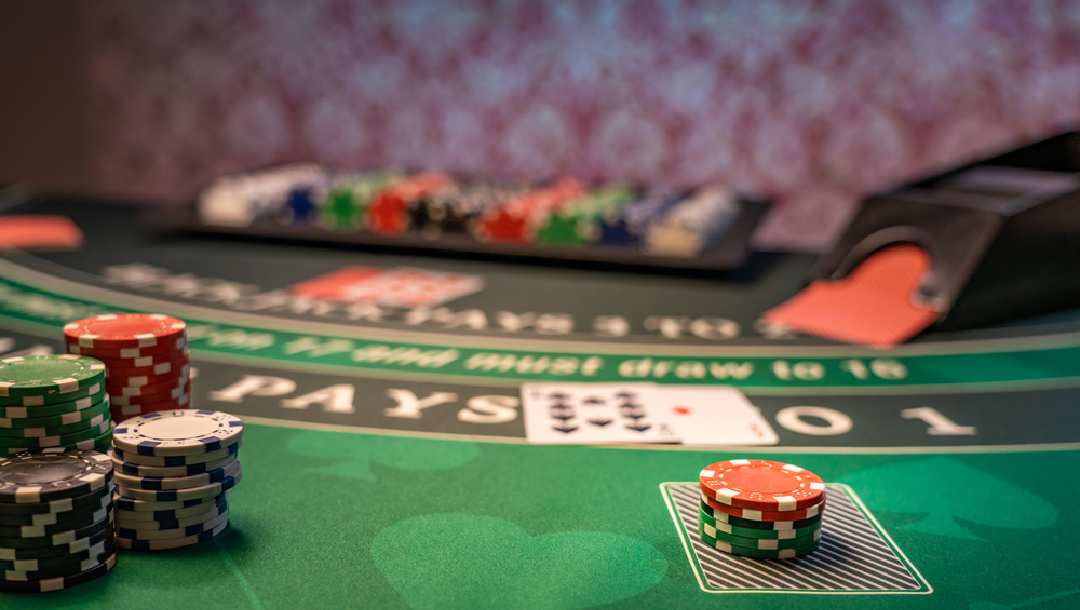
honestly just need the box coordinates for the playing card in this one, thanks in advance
[521,382,680,445]
[289,266,483,307]
[763,245,938,348]
[0,215,83,249]
[649,386,778,446]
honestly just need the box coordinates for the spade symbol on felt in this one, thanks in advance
[288,430,479,483]
[844,457,1057,541]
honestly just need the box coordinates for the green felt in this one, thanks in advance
[0,425,1076,609]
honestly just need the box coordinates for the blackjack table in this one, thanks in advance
[0,194,1077,609]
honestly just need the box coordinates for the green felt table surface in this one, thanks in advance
[0,196,1078,608]
[2,424,1075,609]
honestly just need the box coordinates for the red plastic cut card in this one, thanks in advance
[0,215,83,249]
[764,244,938,348]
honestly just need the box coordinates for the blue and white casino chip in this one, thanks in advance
[112,410,243,457]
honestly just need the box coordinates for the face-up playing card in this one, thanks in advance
[521,383,681,445]
[649,386,778,446]
[521,383,778,446]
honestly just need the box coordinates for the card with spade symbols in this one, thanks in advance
[521,383,681,444]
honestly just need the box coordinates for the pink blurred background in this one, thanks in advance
[4,0,1080,249]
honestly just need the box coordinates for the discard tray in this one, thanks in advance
[814,129,1080,330]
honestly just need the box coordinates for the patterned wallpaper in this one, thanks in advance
[83,0,1080,248]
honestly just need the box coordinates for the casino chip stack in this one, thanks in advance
[0,450,117,593]
[63,313,191,423]
[110,410,243,551]
[698,459,826,559]
[0,355,112,453]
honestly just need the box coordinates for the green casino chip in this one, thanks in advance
[0,419,111,449]
[700,523,822,552]
[0,411,110,440]
[1,424,112,455]
[0,356,105,404]
[701,520,822,547]
[700,529,819,559]
[699,506,822,539]
[0,388,106,418]
[0,399,111,436]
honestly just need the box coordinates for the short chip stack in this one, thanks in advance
[63,313,191,423]
[0,355,112,454]
[698,459,826,559]
[110,409,243,551]
[0,449,117,592]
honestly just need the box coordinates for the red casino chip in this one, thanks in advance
[107,375,189,397]
[107,367,190,390]
[111,394,191,416]
[103,354,191,379]
[698,459,825,511]
[367,173,451,235]
[475,178,584,242]
[66,341,188,361]
[700,492,826,523]
[109,380,192,406]
[64,313,187,349]
[111,396,192,421]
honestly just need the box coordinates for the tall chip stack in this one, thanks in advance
[63,313,191,423]
[110,410,243,551]
[697,459,826,559]
[0,355,112,453]
[0,450,117,592]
